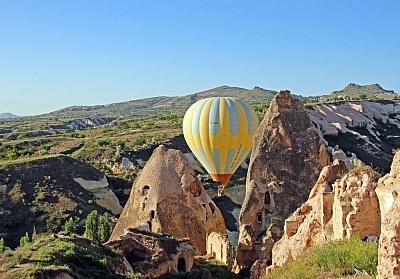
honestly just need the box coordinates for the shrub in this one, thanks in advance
[97,139,110,146]
[0,237,4,253]
[64,217,76,235]
[20,232,30,247]
[5,149,18,160]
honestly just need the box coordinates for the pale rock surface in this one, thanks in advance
[109,145,226,255]
[377,197,400,279]
[270,161,346,269]
[308,101,400,137]
[332,166,380,240]
[207,232,233,269]
[376,151,400,219]
[377,151,400,278]
[233,90,330,273]
[267,160,380,274]
[74,176,123,215]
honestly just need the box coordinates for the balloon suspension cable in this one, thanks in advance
[217,184,225,197]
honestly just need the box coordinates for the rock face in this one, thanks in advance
[109,145,227,254]
[376,151,400,220]
[332,165,380,241]
[269,160,380,274]
[106,228,197,279]
[73,176,122,215]
[271,161,347,268]
[377,151,400,278]
[309,101,400,172]
[233,91,330,273]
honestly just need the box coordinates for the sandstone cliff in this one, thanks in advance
[233,90,330,273]
[377,151,400,278]
[269,161,380,272]
[109,145,226,255]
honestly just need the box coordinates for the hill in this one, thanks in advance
[46,86,278,118]
[0,155,116,248]
[0,113,20,119]
[327,83,398,100]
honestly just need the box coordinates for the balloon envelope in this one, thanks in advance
[183,97,259,186]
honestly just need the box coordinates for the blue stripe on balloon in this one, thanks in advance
[192,98,209,135]
[197,148,213,173]
[209,98,220,135]
[225,148,236,173]
[236,99,255,134]
[234,148,249,171]
[212,148,220,173]
[226,98,239,135]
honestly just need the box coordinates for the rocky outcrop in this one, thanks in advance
[270,161,346,269]
[233,91,330,273]
[106,228,197,279]
[109,145,227,254]
[74,176,122,215]
[309,101,400,172]
[376,151,400,220]
[207,232,233,270]
[332,165,380,241]
[267,160,380,275]
[377,151,400,278]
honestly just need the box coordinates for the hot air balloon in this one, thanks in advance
[183,97,259,196]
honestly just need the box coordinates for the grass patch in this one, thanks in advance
[266,236,378,279]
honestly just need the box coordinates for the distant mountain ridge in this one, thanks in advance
[329,83,398,100]
[7,83,399,118]
[0,112,20,119]
[48,85,278,117]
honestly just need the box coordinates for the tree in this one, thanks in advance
[85,210,99,242]
[65,217,75,234]
[19,232,30,247]
[98,213,111,243]
[85,210,111,243]
[0,237,5,253]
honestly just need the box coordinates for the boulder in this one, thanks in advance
[109,145,226,254]
[233,90,330,273]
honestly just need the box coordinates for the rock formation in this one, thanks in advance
[265,160,380,277]
[377,151,400,278]
[331,165,380,241]
[309,101,400,172]
[74,176,122,215]
[109,145,227,255]
[233,90,330,273]
[270,161,347,269]
[376,151,400,220]
[206,232,233,270]
[106,228,197,278]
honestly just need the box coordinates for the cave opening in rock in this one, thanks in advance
[265,192,271,205]
[177,257,186,273]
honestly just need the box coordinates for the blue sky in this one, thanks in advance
[1,1,399,116]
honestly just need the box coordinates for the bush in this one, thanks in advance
[97,139,110,147]
[0,237,5,253]
[5,149,18,160]
[20,232,30,247]
[64,217,76,235]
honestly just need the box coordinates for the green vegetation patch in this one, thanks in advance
[266,236,378,279]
